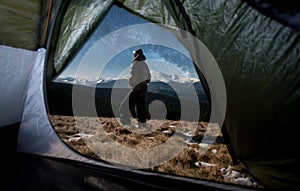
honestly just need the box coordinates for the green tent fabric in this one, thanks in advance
[53,0,114,74]
[1,0,300,190]
[0,0,49,50]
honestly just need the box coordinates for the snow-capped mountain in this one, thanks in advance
[53,71,205,97]
[54,76,117,87]
[54,71,199,86]
[150,71,200,84]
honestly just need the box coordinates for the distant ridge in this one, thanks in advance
[54,70,205,97]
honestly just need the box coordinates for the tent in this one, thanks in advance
[1,0,299,190]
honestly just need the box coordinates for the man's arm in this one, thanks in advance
[146,64,151,83]
[129,62,139,87]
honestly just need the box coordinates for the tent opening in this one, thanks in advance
[45,3,264,189]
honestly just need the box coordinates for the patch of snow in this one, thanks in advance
[185,137,196,144]
[74,132,94,138]
[162,129,173,134]
[65,132,94,142]
[195,161,216,167]
[199,143,209,148]
[221,166,259,188]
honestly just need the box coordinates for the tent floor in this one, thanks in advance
[0,152,265,191]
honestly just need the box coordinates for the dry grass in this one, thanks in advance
[49,115,264,189]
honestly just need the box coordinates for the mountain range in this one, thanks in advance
[54,71,206,99]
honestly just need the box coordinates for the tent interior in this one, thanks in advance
[1,0,300,191]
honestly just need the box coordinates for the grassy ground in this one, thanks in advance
[49,115,265,189]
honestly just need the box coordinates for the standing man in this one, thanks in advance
[119,48,151,128]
